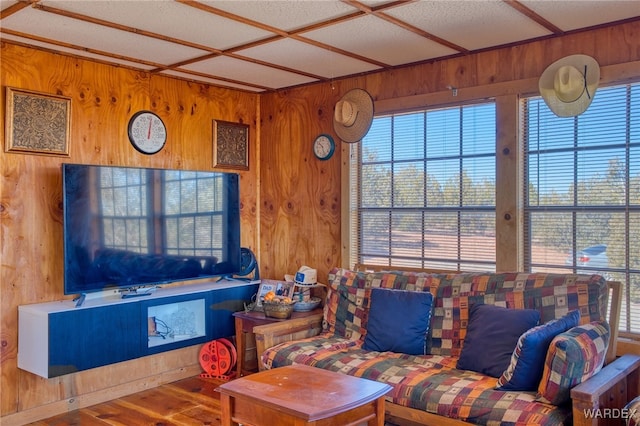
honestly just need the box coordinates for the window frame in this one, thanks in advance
[521,79,640,337]
[341,64,640,349]
[346,101,498,272]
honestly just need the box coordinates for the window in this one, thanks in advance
[522,82,640,334]
[349,102,496,271]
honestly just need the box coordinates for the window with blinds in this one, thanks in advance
[349,102,496,271]
[522,81,640,334]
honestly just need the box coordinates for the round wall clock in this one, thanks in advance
[127,111,167,155]
[313,134,335,160]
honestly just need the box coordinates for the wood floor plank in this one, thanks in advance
[29,376,227,426]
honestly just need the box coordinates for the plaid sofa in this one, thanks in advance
[261,268,610,425]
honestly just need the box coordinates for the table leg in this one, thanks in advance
[234,316,244,376]
[220,393,233,426]
[371,396,386,426]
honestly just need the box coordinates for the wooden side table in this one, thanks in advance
[217,364,392,426]
[232,309,321,376]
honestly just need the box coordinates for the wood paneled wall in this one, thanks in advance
[2,19,640,423]
[0,42,259,422]
[259,20,640,280]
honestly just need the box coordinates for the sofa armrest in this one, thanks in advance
[571,354,640,426]
[253,312,323,371]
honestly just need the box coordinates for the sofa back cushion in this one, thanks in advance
[324,268,434,340]
[325,268,608,357]
[428,272,607,356]
[324,269,368,339]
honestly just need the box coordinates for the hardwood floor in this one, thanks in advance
[28,376,227,426]
[28,375,417,426]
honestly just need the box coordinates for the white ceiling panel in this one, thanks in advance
[521,0,640,31]
[39,0,274,50]
[2,7,207,65]
[159,69,264,92]
[236,38,381,79]
[180,55,318,89]
[0,33,156,70]
[303,14,458,66]
[200,0,357,32]
[1,0,638,92]
[385,0,550,51]
[0,0,18,9]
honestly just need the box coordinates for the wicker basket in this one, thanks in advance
[262,301,295,319]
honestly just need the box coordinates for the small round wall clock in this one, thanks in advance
[127,111,167,155]
[313,134,335,160]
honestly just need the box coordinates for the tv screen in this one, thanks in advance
[62,164,242,295]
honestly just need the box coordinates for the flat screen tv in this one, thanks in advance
[62,163,242,296]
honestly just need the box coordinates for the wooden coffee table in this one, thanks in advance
[216,364,392,426]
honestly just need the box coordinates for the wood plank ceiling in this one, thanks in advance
[1,0,639,93]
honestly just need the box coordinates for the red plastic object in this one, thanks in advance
[199,338,237,380]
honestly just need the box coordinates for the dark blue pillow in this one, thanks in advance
[456,304,540,378]
[496,310,581,390]
[363,288,433,355]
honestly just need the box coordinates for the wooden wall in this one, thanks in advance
[0,42,260,423]
[259,20,640,280]
[2,19,640,423]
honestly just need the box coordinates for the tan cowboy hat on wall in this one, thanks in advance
[539,54,600,117]
[333,88,374,143]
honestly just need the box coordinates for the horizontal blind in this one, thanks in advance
[351,103,496,271]
[523,81,640,333]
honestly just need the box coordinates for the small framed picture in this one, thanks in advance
[212,119,249,170]
[255,279,294,307]
[5,87,71,157]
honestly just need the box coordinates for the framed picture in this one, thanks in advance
[5,87,71,157]
[255,279,294,307]
[213,119,249,170]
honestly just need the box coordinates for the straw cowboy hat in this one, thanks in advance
[539,54,600,117]
[333,88,374,143]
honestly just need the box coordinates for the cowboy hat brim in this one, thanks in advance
[333,88,374,143]
[539,54,600,117]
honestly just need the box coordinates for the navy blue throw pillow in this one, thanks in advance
[496,309,581,391]
[363,288,433,355]
[456,304,540,378]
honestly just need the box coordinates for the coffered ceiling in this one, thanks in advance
[1,0,639,93]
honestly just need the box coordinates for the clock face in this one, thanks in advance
[313,134,335,160]
[128,111,167,155]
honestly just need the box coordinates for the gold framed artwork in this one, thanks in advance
[5,87,71,157]
[213,119,249,170]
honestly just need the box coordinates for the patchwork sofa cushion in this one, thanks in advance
[324,268,435,340]
[497,309,581,391]
[323,269,367,339]
[262,334,572,426]
[325,268,607,360]
[456,304,540,377]
[363,287,433,355]
[537,321,610,405]
[426,272,607,357]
